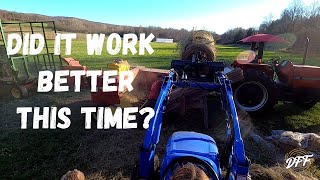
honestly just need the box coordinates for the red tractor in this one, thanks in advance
[232,34,320,115]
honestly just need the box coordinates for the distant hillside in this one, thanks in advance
[0,9,191,41]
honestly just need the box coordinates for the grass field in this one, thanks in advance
[0,41,319,179]
[59,40,320,132]
[57,41,320,70]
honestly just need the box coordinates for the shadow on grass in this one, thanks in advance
[251,103,320,135]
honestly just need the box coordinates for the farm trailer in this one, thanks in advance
[0,19,74,99]
[0,19,64,99]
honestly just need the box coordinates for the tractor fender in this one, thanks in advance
[232,62,274,78]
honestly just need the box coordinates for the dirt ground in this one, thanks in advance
[0,90,171,179]
[0,90,319,179]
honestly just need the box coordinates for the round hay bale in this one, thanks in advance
[192,30,215,44]
[180,30,217,61]
[182,43,216,61]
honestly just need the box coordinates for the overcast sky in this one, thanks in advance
[1,0,316,34]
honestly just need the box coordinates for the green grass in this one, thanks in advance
[59,41,180,69]
[55,40,320,70]
[7,39,320,70]
[1,41,319,179]
[275,103,320,131]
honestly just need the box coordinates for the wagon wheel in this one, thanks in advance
[10,85,28,99]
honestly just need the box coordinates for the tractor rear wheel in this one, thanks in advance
[10,85,28,99]
[233,69,277,115]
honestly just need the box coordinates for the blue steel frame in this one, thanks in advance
[139,70,249,179]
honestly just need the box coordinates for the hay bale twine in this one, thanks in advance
[180,30,217,61]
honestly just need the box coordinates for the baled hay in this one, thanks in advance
[181,43,216,61]
[179,30,217,61]
[192,30,215,44]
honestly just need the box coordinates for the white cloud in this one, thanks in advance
[303,0,316,6]
[160,0,293,34]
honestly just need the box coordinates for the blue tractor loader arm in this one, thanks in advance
[139,70,175,178]
[136,60,250,180]
[218,72,250,179]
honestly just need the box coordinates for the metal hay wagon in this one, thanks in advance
[0,19,63,99]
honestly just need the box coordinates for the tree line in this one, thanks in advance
[220,0,320,55]
[0,10,191,42]
[2,1,320,56]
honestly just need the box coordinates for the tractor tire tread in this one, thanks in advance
[234,69,277,115]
